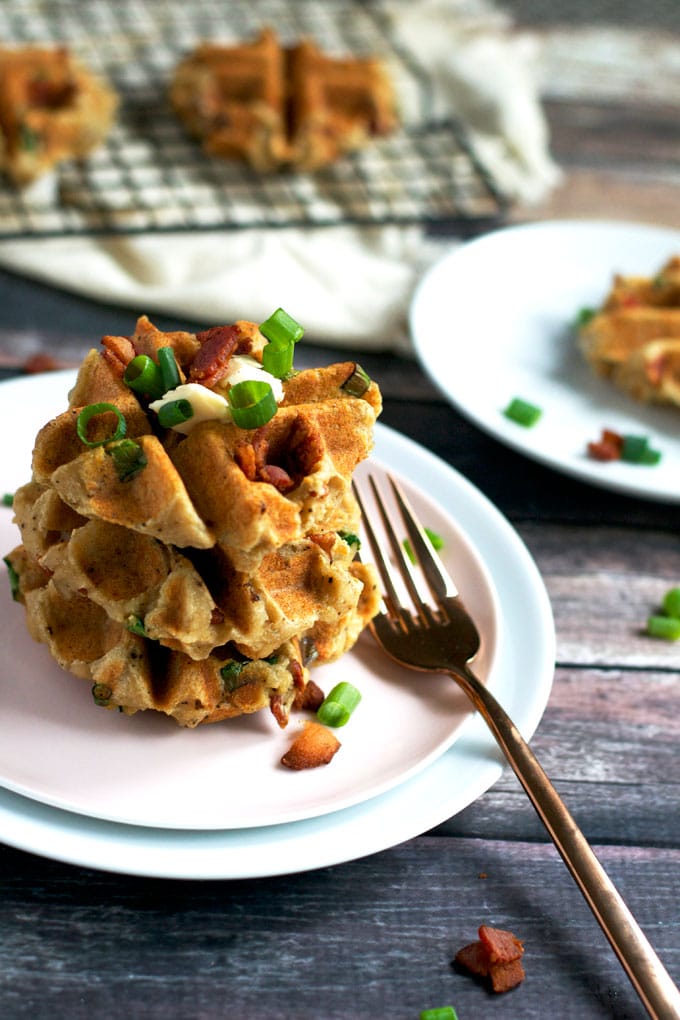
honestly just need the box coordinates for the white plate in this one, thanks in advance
[0,419,554,877]
[411,219,680,503]
[1,371,502,831]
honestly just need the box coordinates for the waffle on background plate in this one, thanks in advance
[578,256,680,407]
[6,317,382,729]
[170,27,399,172]
[0,45,117,185]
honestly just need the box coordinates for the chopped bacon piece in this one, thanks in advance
[293,678,325,711]
[587,428,623,462]
[455,925,525,994]
[280,721,340,770]
[235,415,323,493]
[269,692,289,729]
[190,325,240,388]
[101,334,135,375]
[259,463,295,492]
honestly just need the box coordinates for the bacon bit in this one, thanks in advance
[288,658,305,690]
[23,353,64,373]
[269,692,289,729]
[259,463,295,492]
[309,532,336,557]
[455,925,525,994]
[280,721,341,770]
[286,415,324,477]
[293,678,325,711]
[101,334,135,375]
[235,432,295,493]
[190,325,239,388]
[587,428,623,461]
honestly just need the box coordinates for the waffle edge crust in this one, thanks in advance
[6,317,382,729]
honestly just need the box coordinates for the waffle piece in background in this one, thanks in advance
[169,27,398,172]
[578,256,680,407]
[7,315,381,729]
[0,45,117,186]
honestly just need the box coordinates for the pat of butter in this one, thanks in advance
[149,357,284,434]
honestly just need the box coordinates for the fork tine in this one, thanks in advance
[367,474,429,617]
[386,475,458,602]
[352,477,402,614]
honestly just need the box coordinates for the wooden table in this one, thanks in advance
[2,5,680,1018]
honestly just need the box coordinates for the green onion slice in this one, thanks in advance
[228,380,277,429]
[419,1008,458,1020]
[259,308,304,348]
[317,681,362,727]
[220,660,246,692]
[158,398,194,429]
[404,527,444,565]
[262,341,295,379]
[126,614,147,637]
[92,683,113,706]
[2,492,14,507]
[662,587,680,619]
[503,397,542,428]
[341,363,371,397]
[124,354,165,399]
[158,346,181,393]
[3,556,20,602]
[106,439,147,482]
[338,530,361,550]
[76,403,127,447]
[647,615,680,641]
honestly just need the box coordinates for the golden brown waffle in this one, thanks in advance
[578,256,680,406]
[169,28,398,172]
[0,45,117,185]
[8,317,381,728]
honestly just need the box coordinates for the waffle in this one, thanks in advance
[169,28,398,172]
[7,317,381,728]
[578,256,680,406]
[0,45,117,185]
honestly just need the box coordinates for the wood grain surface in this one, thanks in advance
[2,3,680,1019]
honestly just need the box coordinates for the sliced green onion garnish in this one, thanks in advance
[92,683,113,706]
[228,380,277,429]
[76,403,127,447]
[124,354,165,400]
[620,434,662,465]
[3,556,20,601]
[503,397,542,428]
[341,363,371,397]
[662,587,680,619]
[126,614,147,637]
[419,1008,458,1020]
[158,346,181,392]
[338,530,361,550]
[317,681,362,727]
[575,306,596,329]
[404,527,444,565]
[262,341,295,379]
[220,660,246,692]
[259,307,304,348]
[158,398,194,429]
[2,492,14,507]
[647,615,680,641]
[106,439,147,482]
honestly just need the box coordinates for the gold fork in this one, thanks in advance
[353,471,680,1020]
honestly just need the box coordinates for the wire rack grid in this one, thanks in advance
[0,0,507,239]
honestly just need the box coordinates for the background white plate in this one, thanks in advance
[0,371,502,831]
[0,423,555,878]
[411,219,680,503]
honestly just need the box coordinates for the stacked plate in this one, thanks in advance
[0,371,554,878]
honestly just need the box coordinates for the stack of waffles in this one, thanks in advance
[578,256,680,406]
[7,317,382,728]
[170,27,399,171]
[0,46,117,185]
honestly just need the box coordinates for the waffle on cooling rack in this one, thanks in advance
[578,256,680,407]
[169,27,398,171]
[7,316,381,728]
[0,45,117,185]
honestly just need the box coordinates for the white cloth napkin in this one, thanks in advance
[0,0,560,352]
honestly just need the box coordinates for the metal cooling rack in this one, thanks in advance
[0,0,507,239]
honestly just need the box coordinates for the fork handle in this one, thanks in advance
[450,664,680,1020]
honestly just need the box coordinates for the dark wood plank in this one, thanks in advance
[2,837,678,1019]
